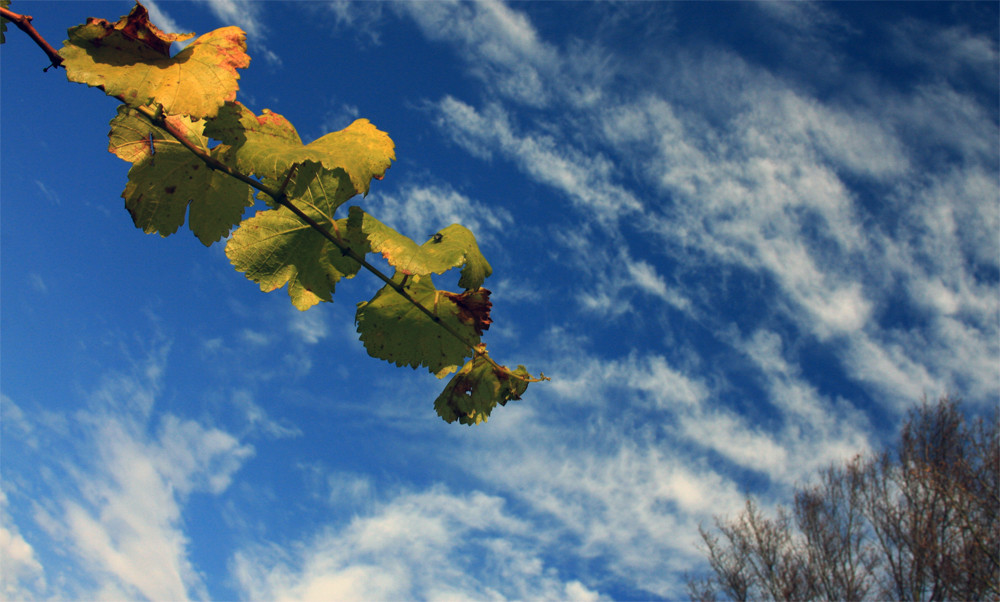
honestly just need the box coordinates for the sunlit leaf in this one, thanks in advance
[108,106,254,245]
[226,203,369,311]
[434,349,534,424]
[205,102,395,210]
[59,2,248,118]
[350,207,492,290]
[355,274,483,377]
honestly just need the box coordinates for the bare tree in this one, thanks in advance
[688,396,999,601]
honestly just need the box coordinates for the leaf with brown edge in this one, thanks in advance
[434,348,535,425]
[60,2,248,118]
[440,288,492,336]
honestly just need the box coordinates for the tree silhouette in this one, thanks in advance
[688,396,999,601]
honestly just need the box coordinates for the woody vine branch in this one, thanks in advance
[3,4,545,385]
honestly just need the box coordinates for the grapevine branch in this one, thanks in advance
[139,107,507,373]
[0,6,63,70]
[5,7,545,385]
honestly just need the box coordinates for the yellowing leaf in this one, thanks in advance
[205,102,395,209]
[434,350,534,425]
[349,207,492,290]
[355,274,482,377]
[108,106,254,245]
[226,208,368,311]
[60,3,248,118]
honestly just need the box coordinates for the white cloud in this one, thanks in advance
[435,97,643,221]
[33,179,61,205]
[197,0,265,38]
[36,411,252,601]
[731,330,874,479]
[320,103,361,135]
[146,0,281,64]
[455,349,750,596]
[323,1,385,44]
[142,0,187,37]
[416,0,998,413]
[401,0,558,107]
[233,486,603,601]
[401,8,998,594]
[15,343,253,601]
[241,328,271,346]
[231,389,302,439]
[889,19,999,88]
[1,491,46,600]
[372,182,513,245]
[551,228,691,318]
[289,306,329,345]
[1,394,35,447]
[28,272,47,295]
[464,408,746,598]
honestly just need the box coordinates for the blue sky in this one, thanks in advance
[1,1,997,599]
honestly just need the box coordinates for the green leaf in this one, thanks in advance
[355,274,485,377]
[349,207,492,290]
[434,349,534,425]
[108,106,254,245]
[59,3,248,118]
[226,206,369,311]
[205,102,395,210]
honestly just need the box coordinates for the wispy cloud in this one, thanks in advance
[322,1,385,45]
[141,1,184,37]
[145,0,281,64]
[422,3,998,409]
[230,389,302,439]
[232,485,605,600]
[371,181,513,246]
[401,0,558,107]
[1,490,46,600]
[888,19,999,92]
[195,0,265,39]
[7,341,253,601]
[434,97,643,221]
[289,306,329,345]
[385,5,998,595]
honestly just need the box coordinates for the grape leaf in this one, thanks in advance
[349,207,492,290]
[434,348,534,425]
[205,102,395,209]
[207,105,396,307]
[355,274,484,377]
[108,106,254,245]
[59,3,248,118]
[226,187,370,311]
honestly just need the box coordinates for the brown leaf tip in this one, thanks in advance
[442,288,492,335]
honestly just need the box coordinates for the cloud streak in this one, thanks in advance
[7,341,253,601]
[233,485,604,601]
